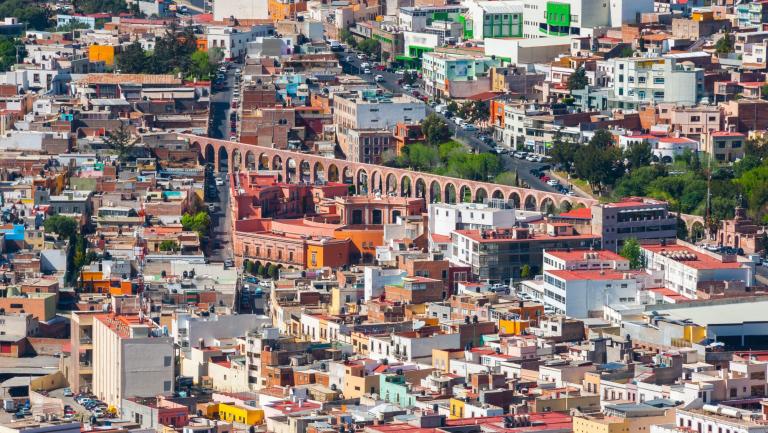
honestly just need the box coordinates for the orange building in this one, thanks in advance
[88,45,117,66]
[80,271,134,296]
[267,0,307,21]
[196,39,208,51]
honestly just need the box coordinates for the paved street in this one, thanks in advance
[336,51,567,197]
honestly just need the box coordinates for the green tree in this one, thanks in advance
[116,41,148,73]
[73,0,127,14]
[182,211,212,237]
[189,50,214,80]
[159,240,179,251]
[0,37,24,72]
[549,134,580,173]
[715,30,734,55]
[421,113,451,146]
[520,264,531,279]
[494,171,519,186]
[567,67,588,91]
[339,29,355,46]
[256,263,266,277]
[619,45,634,58]
[573,142,623,192]
[103,122,135,159]
[761,84,768,100]
[357,39,381,60]
[0,0,50,30]
[619,238,644,269]
[404,143,440,171]
[244,259,254,274]
[624,140,653,171]
[43,215,78,239]
[267,264,279,280]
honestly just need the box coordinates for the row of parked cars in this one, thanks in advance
[75,393,113,418]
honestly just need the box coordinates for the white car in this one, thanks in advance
[403,84,411,90]
[360,62,371,69]
[394,70,405,75]
[357,53,366,59]
[215,178,224,186]
[453,117,465,125]
[546,179,559,186]
[375,74,384,82]
[363,68,371,74]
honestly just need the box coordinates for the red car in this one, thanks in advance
[540,175,550,182]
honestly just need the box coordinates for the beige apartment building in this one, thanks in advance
[92,305,174,408]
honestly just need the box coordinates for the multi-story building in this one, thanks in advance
[520,0,652,39]
[703,131,746,163]
[541,268,646,317]
[207,25,274,61]
[610,56,705,109]
[590,198,677,252]
[69,311,99,393]
[333,91,426,132]
[92,301,175,408]
[450,223,599,283]
[422,51,502,98]
[463,1,523,40]
[642,241,754,300]
[398,6,468,33]
[344,129,395,164]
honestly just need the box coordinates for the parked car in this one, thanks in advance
[394,70,405,75]
[462,124,477,131]
[63,388,73,397]
[546,179,559,186]
[375,74,384,82]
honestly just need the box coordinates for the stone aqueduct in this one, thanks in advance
[179,134,596,212]
[178,133,710,234]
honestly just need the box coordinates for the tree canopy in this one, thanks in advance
[0,0,49,30]
[182,211,212,237]
[421,114,452,146]
[43,215,78,239]
[0,37,24,73]
[567,67,588,91]
[619,238,645,269]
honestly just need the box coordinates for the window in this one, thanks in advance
[653,77,665,84]
[164,356,172,367]
[164,381,172,391]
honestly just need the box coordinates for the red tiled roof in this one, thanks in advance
[711,131,745,137]
[557,207,592,219]
[545,249,625,262]
[547,269,641,281]
[642,244,745,270]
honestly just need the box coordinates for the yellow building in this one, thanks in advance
[573,405,675,433]
[89,45,117,66]
[213,403,264,425]
[498,319,529,335]
[449,398,465,419]
[432,348,465,372]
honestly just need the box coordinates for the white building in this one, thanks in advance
[333,91,426,131]
[172,311,272,349]
[651,406,768,433]
[428,202,517,238]
[642,242,754,299]
[213,0,269,21]
[364,266,406,301]
[611,57,705,108]
[462,1,523,40]
[207,26,273,61]
[541,269,646,318]
[542,249,630,272]
[520,0,652,39]
[92,309,174,408]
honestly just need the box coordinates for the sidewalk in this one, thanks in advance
[549,171,595,200]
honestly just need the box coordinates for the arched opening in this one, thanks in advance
[231,148,242,172]
[444,183,457,204]
[204,144,215,166]
[540,197,556,214]
[460,185,472,202]
[313,162,325,184]
[259,153,269,170]
[474,187,488,204]
[217,147,229,173]
[272,155,283,171]
[328,164,339,182]
[429,180,441,203]
[690,222,705,242]
[415,178,426,199]
[559,199,573,214]
[508,192,521,209]
[524,195,537,211]
[245,151,256,171]
[285,158,296,183]
[357,169,369,195]
[343,166,354,185]
[299,160,311,183]
[401,176,412,197]
[386,173,397,195]
[661,155,673,164]
[492,189,504,200]
[370,171,383,194]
